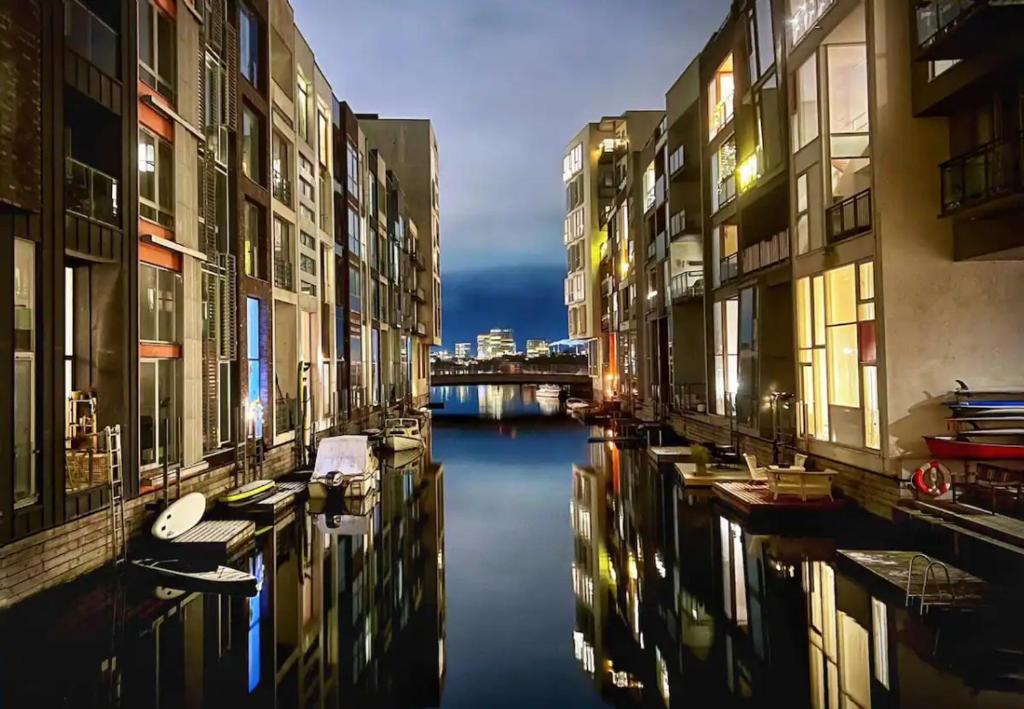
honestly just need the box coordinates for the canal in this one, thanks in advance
[2,384,1024,707]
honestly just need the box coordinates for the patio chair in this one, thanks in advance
[743,453,775,492]
[794,453,808,470]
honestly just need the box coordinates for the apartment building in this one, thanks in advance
[526,339,550,359]
[562,0,1024,517]
[0,0,439,606]
[476,328,516,360]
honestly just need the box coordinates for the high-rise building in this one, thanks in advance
[454,342,473,360]
[526,340,550,359]
[476,329,516,360]
[0,0,440,607]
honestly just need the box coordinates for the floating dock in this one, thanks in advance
[676,462,749,487]
[153,519,255,562]
[648,446,693,464]
[248,481,307,517]
[712,481,845,518]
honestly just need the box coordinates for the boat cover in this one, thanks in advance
[312,435,371,481]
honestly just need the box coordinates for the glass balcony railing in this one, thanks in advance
[940,133,1023,214]
[719,253,739,284]
[272,172,292,204]
[710,100,734,138]
[669,146,685,175]
[716,175,736,210]
[915,0,974,47]
[644,186,656,213]
[273,257,293,290]
[65,0,118,78]
[826,188,872,242]
[670,270,704,301]
[65,157,119,226]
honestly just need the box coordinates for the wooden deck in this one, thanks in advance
[249,481,307,517]
[839,549,989,607]
[712,482,844,516]
[676,462,749,488]
[153,519,255,561]
[907,499,1024,550]
[648,446,693,464]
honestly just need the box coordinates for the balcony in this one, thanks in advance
[670,210,696,238]
[65,0,118,78]
[206,124,228,166]
[668,146,686,177]
[644,185,656,213]
[670,270,704,302]
[716,175,737,211]
[915,0,1024,61]
[273,257,294,290]
[719,253,739,284]
[940,133,1023,216]
[710,100,734,139]
[655,176,666,207]
[65,157,119,227]
[272,173,293,205]
[741,229,790,274]
[826,188,872,243]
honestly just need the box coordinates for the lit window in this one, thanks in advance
[827,44,871,200]
[708,54,735,140]
[14,239,37,505]
[792,55,819,152]
[139,128,174,228]
[241,106,262,183]
[140,264,181,343]
[796,172,812,253]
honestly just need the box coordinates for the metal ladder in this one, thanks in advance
[106,425,127,566]
[905,553,956,614]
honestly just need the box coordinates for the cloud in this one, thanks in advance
[293,0,730,272]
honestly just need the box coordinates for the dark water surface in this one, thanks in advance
[3,384,1024,707]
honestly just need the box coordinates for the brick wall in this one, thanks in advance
[667,411,904,519]
[0,443,294,609]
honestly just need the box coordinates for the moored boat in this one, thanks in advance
[132,559,258,596]
[536,384,562,399]
[381,417,424,451]
[308,435,379,499]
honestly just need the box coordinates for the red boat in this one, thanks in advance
[924,435,1024,461]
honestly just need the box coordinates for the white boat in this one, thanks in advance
[308,435,379,500]
[537,384,562,399]
[566,398,591,412]
[132,558,258,596]
[382,417,424,451]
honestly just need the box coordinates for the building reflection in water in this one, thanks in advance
[569,427,1024,709]
[0,442,446,709]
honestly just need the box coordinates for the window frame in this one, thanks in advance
[139,0,176,103]
[138,127,175,228]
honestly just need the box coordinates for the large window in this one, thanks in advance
[348,207,361,256]
[140,264,181,343]
[350,331,364,409]
[272,216,293,290]
[14,239,36,505]
[239,4,260,86]
[296,76,310,142]
[317,110,330,167]
[826,44,871,200]
[713,297,739,416]
[140,359,179,468]
[241,106,262,184]
[271,132,291,203]
[792,55,819,152]
[349,265,362,313]
[710,139,737,212]
[139,0,176,102]
[796,261,878,448]
[708,55,735,140]
[346,142,360,198]
[139,128,174,228]
[796,172,812,253]
[246,297,263,437]
[242,200,264,279]
[753,0,775,78]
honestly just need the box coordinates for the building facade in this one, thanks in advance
[526,339,550,359]
[561,0,1024,519]
[0,0,439,607]
[476,328,516,361]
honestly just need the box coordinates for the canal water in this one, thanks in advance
[3,383,1024,707]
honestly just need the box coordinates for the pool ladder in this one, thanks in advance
[905,553,956,615]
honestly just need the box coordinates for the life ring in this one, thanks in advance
[912,460,952,496]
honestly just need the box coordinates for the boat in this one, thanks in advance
[565,398,591,412]
[537,384,562,399]
[313,490,379,536]
[382,446,421,472]
[953,380,1024,397]
[308,435,379,500]
[218,479,276,508]
[150,492,207,541]
[924,435,1024,461]
[132,558,258,596]
[382,418,424,451]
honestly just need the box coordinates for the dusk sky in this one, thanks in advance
[294,0,731,344]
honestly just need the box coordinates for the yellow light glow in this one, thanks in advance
[737,153,759,191]
[620,258,629,279]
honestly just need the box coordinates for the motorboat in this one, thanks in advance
[924,435,1024,461]
[565,398,591,413]
[382,418,424,451]
[537,384,562,399]
[382,446,421,473]
[308,435,379,500]
[313,489,379,536]
[132,558,258,597]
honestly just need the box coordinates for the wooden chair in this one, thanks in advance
[743,453,775,494]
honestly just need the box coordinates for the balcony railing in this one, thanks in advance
[915,0,974,48]
[655,176,666,207]
[719,253,739,284]
[65,157,119,227]
[670,270,704,301]
[940,133,1023,214]
[272,173,292,204]
[741,229,790,273]
[273,257,294,290]
[669,146,685,175]
[669,210,690,237]
[710,100,734,138]
[65,0,118,78]
[716,175,736,212]
[644,185,656,213]
[674,382,707,414]
[826,188,872,243]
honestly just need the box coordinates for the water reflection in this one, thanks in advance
[432,384,564,419]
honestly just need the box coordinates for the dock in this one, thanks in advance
[676,462,749,487]
[839,549,989,608]
[648,446,693,464]
[712,481,845,518]
[152,519,256,562]
[248,481,307,517]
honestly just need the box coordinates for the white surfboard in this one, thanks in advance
[150,492,207,541]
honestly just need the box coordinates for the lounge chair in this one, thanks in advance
[744,452,836,501]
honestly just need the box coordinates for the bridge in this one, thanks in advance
[430,372,592,388]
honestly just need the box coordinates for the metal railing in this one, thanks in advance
[65,0,118,78]
[670,210,689,236]
[65,157,119,226]
[940,133,1022,214]
[716,175,736,210]
[719,252,739,284]
[669,146,685,175]
[670,270,704,301]
[711,100,734,138]
[644,185,656,213]
[915,0,975,47]
[273,257,294,290]
[826,188,872,242]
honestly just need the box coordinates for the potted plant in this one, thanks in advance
[691,444,711,474]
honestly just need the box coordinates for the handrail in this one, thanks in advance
[915,0,977,47]
[65,0,119,78]
[826,188,872,242]
[940,132,1023,213]
[65,157,119,226]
